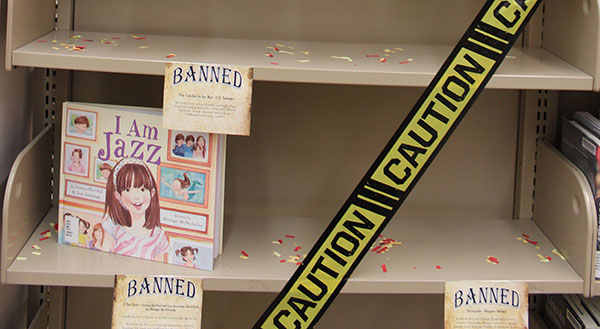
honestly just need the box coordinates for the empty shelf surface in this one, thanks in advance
[12,30,592,90]
[6,211,583,294]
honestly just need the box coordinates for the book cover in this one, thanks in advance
[560,116,600,279]
[58,102,225,271]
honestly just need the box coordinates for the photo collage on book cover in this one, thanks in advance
[58,105,219,271]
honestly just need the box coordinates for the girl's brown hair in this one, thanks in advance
[72,148,83,159]
[174,173,191,189]
[91,223,105,247]
[79,218,90,234]
[185,135,195,143]
[74,116,90,127]
[104,159,160,229]
[196,135,207,158]
[175,246,198,257]
[99,163,112,171]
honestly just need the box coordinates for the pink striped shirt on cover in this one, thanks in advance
[102,218,170,260]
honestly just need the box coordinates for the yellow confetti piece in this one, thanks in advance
[506,55,516,59]
[272,240,281,244]
[51,40,57,44]
[68,35,82,39]
[44,232,52,238]
[535,246,541,250]
[51,47,60,51]
[31,252,41,256]
[279,50,295,55]
[240,255,248,260]
[32,245,41,250]
[384,48,393,53]
[16,257,27,261]
[302,51,310,55]
[330,56,353,62]
[49,222,55,227]
[297,59,310,63]
[394,47,405,51]
[552,249,567,260]
[273,252,281,257]
[276,43,286,47]
[139,46,149,49]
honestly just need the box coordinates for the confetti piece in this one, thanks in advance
[378,58,387,63]
[68,35,82,39]
[302,51,310,55]
[525,239,539,246]
[133,36,146,40]
[82,39,93,42]
[105,42,112,45]
[331,56,353,62]
[384,48,393,53]
[39,236,49,241]
[270,62,279,65]
[31,252,41,256]
[37,40,47,43]
[285,235,295,239]
[294,246,301,252]
[51,47,60,50]
[366,54,379,58]
[276,43,286,47]
[166,54,176,58]
[274,47,280,51]
[552,249,566,260]
[16,257,27,261]
[537,254,552,262]
[139,46,149,49]
[265,52,274,57]
[241,251,249,257]
[486,256,499,264]
[51,39,57,44]
[272,240,282,245]
[382,264,388,273]
[240,255,248,260]
[506,55,516,59]
[436,265,443,269]
[112,37,121,40]
[32,245,41,250]
[522,234,530,239]
[280,259,286,263]
[40,230,50,235]
[279,50,295,55]
[297,59,310,63]
[394,47,405,51]
[273,252,281,257]
[399,58,414,64]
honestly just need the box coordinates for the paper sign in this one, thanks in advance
[445,281,528,329]
[112,275,203,329]
[163,62,253,135]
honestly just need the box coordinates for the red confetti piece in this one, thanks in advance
[399,60,411,64]
[274,47,279,51]
[376,247,388,254]
[522,234,530,239]
[525,239,539,246]
[266,52,274,57]
[40,230,50,235]
[280,259,286,263]
[371,246,381,252]
[37,40,48,43]
[546,256,552,261]
[487,256,499,264]
[105,42,112,45]
[285,235,295,239]
[270,62,279,65]
[134,37,146,40]
[112,37,121,40]
[166,54,176,58]
[77,46,86,49]
[379,235,383,238]
[39,236,49,241]
[241,251,248,257]
[382,264,388,273]
[294,246,301,252]
[436,265,443,270]
[83,39,93,42]
[54,223,59,231]
[378,58,387,63]
[278,239,283,244]
[366,54,379,57]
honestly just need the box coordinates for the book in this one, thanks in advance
[58,102,226,271]
[560,116,600,279]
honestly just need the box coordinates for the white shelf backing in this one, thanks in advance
[533,142,597,297]
[6,211,583,294]
[1,125,53,284]
[544,0,600,91]
[11,30,592,90]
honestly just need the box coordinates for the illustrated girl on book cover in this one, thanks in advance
[176,246,199,268]
[102,157,170,260]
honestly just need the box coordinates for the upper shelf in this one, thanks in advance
[11,30,593,90]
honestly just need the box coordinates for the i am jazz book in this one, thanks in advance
[58,102,226,271]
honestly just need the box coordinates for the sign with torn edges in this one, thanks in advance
[445,281,528,329]
[112,275,203,329]
[163,63,252,136]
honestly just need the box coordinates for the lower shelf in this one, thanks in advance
[5,210,583,294]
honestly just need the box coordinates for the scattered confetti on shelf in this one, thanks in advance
[516,234,541,249]
[297,59,310,63]
[270,62,279,65]
[273,251,281,258]
[294,246,301,252]
[381,264,388,273]
[436,265,443,270]
[486,256,499,264]
[285,235,295,239]
[16,257,27,261]
[166,53,176,59]
[371,237,402,254]
[366,54,379,58]
[272,240,282,245]
[31,252,41,256]
[32,245,41,250]
[378,58,387,63]
[240,251,249,259]
[39,236,49,242]
[265,52,274,57]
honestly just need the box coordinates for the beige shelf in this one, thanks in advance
[5,211,583,294]
[11,30,593,90]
